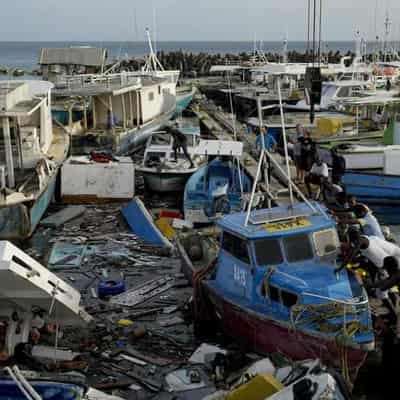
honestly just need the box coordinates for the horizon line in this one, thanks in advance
[0,39,366,43]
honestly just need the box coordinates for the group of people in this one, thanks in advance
[328,192,400,393]
[290,124,346,201]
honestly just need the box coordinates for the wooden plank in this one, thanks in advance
[40,205,86,228]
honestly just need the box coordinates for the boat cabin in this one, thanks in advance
[0,81,58,202]
[53,72,177,153]
[39,47,107,83]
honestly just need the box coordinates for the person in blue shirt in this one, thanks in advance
[256,128,277,153]
[256,128,277,183]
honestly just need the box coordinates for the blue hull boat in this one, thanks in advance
[190,201,374,379]
[0,380,85,400]
[183,158,253,224]
[341,171,400,206]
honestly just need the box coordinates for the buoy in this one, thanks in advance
[98,280,125,298]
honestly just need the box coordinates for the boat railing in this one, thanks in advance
[301,292,369,308]
[55,72,142,91]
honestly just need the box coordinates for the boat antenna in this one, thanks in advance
[226,71,244,196]
[307,0,311,60]
[152,3,158,54]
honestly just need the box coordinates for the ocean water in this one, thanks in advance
[0,41,363,72]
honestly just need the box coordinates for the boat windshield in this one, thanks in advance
[221,231,250,264]
[312,228,339,257]
[150,133,172,146]
[254,238,283,265]
[282,233,313,263]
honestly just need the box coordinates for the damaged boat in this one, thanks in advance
[0,81,70,240]
[136,122,204,193]
[0,240,92,361]
[182,201,374,378]
[0,366,123,400]
[184,141,252,224]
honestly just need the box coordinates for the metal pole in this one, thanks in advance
[245,150,264,227]
[256,95,270,190]
[277,77,294,205]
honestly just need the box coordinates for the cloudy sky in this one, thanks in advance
[2,0,399,41]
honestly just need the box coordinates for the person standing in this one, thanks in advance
[331,148,346,184]
[293,124,305,183]
[167,122,194,168]
[256,127,277,183]
[386,78,392,92]
[300,130,316,177]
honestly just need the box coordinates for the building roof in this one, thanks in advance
[39,47,107,67]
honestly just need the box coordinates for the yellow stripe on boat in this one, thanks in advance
[264,218,312,233]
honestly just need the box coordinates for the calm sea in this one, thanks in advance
[0,41,361,72]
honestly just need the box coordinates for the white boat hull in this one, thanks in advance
[142,170,195,193]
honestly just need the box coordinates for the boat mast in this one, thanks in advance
[144,28,164,72]
[383,11,392,62]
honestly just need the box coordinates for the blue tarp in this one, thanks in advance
[121,198,172,248]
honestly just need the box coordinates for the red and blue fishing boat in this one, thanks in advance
[184,201,374,379]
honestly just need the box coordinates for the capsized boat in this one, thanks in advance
[183,141,252,224]
[0,366,123,400]
[189,201,374,378]
[0,81,70,240]
[0,241,92,360]
[136,121,204,193]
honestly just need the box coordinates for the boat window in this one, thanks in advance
[158,86,161,95]
[281,290,298,308]
[254,238,283,265]
[321,84,337,99]
[268,285,280,302]
[337,87,351,98]
[313,229,339,257]
[283,234,313,263]
[148,92,155,101]
[221,232,250,264]
[351,86,363,96]
[150,134,172,145]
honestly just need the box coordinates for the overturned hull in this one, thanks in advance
[0,241,92,356]
[205,284,371,379]
[121,197,173,249]
[0,171,58,241]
